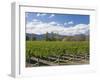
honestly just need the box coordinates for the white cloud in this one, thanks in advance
[49,21,57,25]
[36,13,40,16]
[68,21,74,24]
[32,19,39,22]
[36,13,47,17]
[26,20,89,36]
[64,22,67,25]
[48,14,55,18]
[64,21,74,26]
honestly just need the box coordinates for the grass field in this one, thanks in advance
[26,41,89,67]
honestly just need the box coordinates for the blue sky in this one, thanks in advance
[25,12,89,35]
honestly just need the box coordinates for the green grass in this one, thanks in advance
[26,41,89,59]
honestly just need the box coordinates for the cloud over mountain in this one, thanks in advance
[26,19,89,36]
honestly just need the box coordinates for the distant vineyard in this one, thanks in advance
[26,41,89,67]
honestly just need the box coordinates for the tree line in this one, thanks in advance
[26,32,89,41]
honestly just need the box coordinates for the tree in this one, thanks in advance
[45,32,49,41]
[51,32,54,41]
[32,34,36,40]
[74,34,86,41]
[62,34,87,41]
[26,35,29,41]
